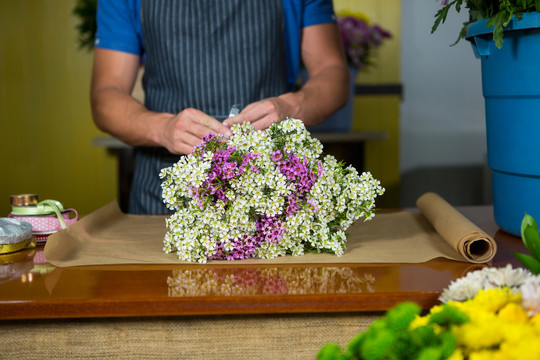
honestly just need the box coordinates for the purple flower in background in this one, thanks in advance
[337,15,392,69]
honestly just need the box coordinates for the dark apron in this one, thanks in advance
[129,0,288,214]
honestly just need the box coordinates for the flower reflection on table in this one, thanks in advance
[167,266,375,297]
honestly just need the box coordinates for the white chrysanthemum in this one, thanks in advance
[520,275,540,316]
[439,264,534,303]
[439,277,484,303]
[483,264,532,288]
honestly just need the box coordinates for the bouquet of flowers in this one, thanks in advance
[337,11,392,69]
[160,118,384,263]
[318,265,540,360]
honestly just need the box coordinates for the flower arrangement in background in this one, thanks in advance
[318,265,540,360]
[336,11,393,69]
[160,118,384,263]
[168,267,375,297]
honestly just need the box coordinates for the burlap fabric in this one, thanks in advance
[1,312,381,359]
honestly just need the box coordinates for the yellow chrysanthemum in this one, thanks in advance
[531,313,540,330]
[454,318,504,350]
[409,314,429,329]
[498,302,529,323]
[500,334,540,360]
[467,349,508,360]
[446,287,540,360]
[453,303,497,325]
[462,288,521,313]
[447,348,464,360]
[499,322,536,346]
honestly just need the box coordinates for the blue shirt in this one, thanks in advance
[95,0,336,88]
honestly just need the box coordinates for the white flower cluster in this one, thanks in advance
[160,118,384,263]
[440,264,540,315]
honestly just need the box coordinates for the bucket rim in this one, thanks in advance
[466,11,540,39]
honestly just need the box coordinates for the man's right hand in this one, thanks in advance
[91,48,231,155]
[159,108,232,155]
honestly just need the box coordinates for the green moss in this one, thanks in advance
[386,302,422,332]
[361,328,397,360]
[428,305,469,327]
[416,346,443,360]
[317,301,464,360]
[317,343,345,360]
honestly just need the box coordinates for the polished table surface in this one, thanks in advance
[0,206,527,320]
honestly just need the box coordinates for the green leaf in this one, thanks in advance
[503,10,514,27]
[469,9,487,20]
[450,23,469,47]
[493,23,505,48]
[432,6,451,34]
[513,252,540,275]
[521,214,540,261]
[536,0,540,12]
[521,213,538,240]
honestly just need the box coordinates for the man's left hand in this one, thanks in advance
[223,97,294,131]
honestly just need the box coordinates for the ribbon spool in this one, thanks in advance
[0,217,36,255]
[10,194,38,207]
[11,199,67,229]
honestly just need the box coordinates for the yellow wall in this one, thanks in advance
[335,0,402,207]
[0,1,116,217]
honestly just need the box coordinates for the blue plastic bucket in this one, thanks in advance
[467,12,540,236]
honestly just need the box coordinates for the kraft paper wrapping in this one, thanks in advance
[416,192,497,263]
[44,193,497,267]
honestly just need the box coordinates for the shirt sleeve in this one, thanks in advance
[282,0,336,89]
[302,0,336,27]
[94,0,143,56]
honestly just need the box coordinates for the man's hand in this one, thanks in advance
[224,22,349,131]
[223,97,294,131]
[91,48,231,155]
[159,108,232,155]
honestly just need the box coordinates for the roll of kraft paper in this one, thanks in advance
[416,192,497,263]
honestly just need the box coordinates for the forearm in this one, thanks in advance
[278,63,350,126]
[91,85,170,147]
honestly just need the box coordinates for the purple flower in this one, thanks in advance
[337,16,392,69]
[210,234,262,260]
[272,150,283,161]
[256,215,285,244]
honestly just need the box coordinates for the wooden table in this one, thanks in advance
[0,206,528,359]
[0,206,525,320]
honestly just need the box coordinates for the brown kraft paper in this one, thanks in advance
[44,192,497,267]
[416,192,497,264]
